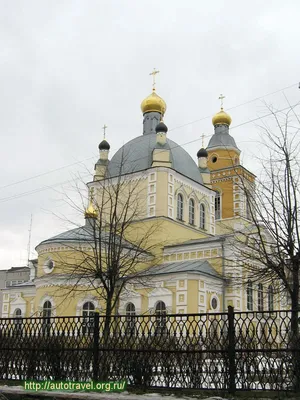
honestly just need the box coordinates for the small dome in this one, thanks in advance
[98,139,110,151]
[197,148,208,158]
[141,90,166,115]
[212,108,232,126]
[84,202,98,219]
[155,121,168,133]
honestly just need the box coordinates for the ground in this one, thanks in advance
[0,387,229,400]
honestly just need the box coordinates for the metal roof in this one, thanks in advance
[143,259,222,279]
[165,235,226,248]
[207,125,239,151]
[107,133,203,184]
[36,223,146,253]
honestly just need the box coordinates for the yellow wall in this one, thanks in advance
[207,149,240,171]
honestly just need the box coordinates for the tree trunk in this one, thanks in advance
[100,297,112,380]
[291,262,300,391]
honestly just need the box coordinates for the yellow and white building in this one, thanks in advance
[2,83,280,320]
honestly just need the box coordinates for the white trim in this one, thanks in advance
[176,279,187,291]
[176,291,187,306]
[118,288,142,314]
[148,171,157,182]
[39,295,56,317]
[43,257,55,274]
[148,287,172,311]
[10,294,26,317]
[210,294,220,311]
[207,146,241,155]
[76,296,100,316]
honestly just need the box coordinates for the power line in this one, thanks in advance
[0,102,298,205]
[0,156,95,190]
[0,173,91,203]
[168,82,298,132]
[1,82,297,193]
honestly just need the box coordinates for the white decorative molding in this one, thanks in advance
[176,306,187,314]
[176,291,187,306]
[43,257,55,274]
[38,295,56,317]
[147,171,157,217]
[148,287,173,310]
[76,295,100,316]
[176,279,187,291]
[210,294,220,311]
[9,294,26,317]
[118,288,142,314]
[35,274,94,289]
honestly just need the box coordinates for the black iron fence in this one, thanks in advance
[0,307,299,393]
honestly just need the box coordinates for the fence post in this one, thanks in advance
[93,312,100,381]
[227,306,236,394]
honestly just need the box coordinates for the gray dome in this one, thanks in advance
[207,125,239,152]
[107,134,203,184]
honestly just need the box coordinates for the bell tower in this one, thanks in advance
[206,95,255,228]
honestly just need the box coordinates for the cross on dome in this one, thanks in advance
[149,68,160,91]
[102,124,108,139]
[218,94,225,110]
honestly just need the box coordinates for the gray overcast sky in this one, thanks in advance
[0,0,299,269]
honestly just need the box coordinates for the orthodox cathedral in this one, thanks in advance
[2,74,278,321]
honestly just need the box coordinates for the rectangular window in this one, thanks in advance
[247,281,253,311]
[177,194,183,221]
[215,192,221,220]
[200,204,205,229]
[189,199,195,225]
[258,284,264,311]
[268,286,274,312]
[149,173,155,182]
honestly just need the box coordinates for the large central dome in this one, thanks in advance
[107,133,203,184]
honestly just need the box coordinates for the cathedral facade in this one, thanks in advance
[2,82,279,320]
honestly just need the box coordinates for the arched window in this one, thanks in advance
[177,194,183,221]
[43,301,52,318]
[14,308,22,333]
[14,308,22,317]
[155,301,167,335]
[258,283,264,312]
[200,203,205,229]
[125,303,136,336]
[42,300,52,335]
[268,285,274,312]
[82,301,95,335]
[247,280,253,311]
[215,192,221,220]
[189,199,195,225]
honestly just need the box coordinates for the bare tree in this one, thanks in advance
[220,103,300,388]
[46,169,162,342]
[236,106,299,303]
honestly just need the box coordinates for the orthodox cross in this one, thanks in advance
[219,94,225,109]
[102,124,108,139]
[202,133,205,148]
[149,68,160,91]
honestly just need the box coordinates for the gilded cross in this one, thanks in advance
[102,124,108,139]
[219,94,225,109]
[202,133,205,148]
[149,68,160,91]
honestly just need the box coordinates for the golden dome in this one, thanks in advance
[141,90,167,115]
[84,201,98,219]
[212,108,232,126]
